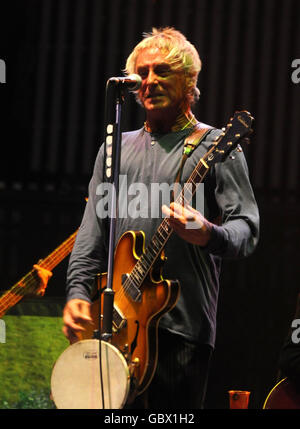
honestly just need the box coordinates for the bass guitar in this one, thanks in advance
[0,230,77,318]
[78,110,254,396]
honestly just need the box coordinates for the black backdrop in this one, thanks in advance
[0,0,300,409]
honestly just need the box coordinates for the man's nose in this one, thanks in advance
[147,69,159,84]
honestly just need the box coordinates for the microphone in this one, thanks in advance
[108,74,142,90]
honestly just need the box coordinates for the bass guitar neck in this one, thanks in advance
[0,230,77,318]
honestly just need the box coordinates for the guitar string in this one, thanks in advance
[114,164,210,312]
[0,234,77,315]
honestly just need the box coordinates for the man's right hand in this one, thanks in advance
[62,298,93,344]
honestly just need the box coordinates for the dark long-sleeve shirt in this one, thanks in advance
[66,126,259,347]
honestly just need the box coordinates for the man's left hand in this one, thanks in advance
[33,264,53,296]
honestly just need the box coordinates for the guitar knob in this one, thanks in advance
[132,357,140,367]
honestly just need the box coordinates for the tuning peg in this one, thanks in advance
[236,144,243,152]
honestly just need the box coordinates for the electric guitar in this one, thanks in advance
[263,377,300,409]
[0,230,77,318]
[78,110,254,395]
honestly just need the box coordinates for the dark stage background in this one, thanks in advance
[0,0,300,409]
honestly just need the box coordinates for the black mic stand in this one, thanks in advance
[101,80,125,342]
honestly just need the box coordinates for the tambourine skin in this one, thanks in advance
[51,339,130,409]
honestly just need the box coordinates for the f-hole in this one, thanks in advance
[130,320,140,354]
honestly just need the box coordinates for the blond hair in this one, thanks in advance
[125,27,201,105]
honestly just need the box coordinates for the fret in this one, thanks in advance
[0,230,77,317]
[191,170,202,183]
[141,253,152,267]
[151,237,161,251]
[136,263,145,276]
[161,222,172,238]
[130,270,142,286]
[146,246,157,260]
[177,194,184,206]
[154,230,166,246]
[42,231,77,271]
[181,184,193,207]
[139,255,149,268]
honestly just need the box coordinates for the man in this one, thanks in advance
[62,27,259,408]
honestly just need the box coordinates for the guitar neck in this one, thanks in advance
[0,230,78,318]
[127,109,254,294]
[130,155,211,288]
[37,230,78,271]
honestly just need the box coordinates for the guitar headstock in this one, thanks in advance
[205,111,254,165]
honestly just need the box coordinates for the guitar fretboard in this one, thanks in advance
[0,230,77,318]
[124,155,211,294]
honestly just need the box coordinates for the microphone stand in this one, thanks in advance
[101,81,125,342]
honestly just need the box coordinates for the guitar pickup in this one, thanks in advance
[112,304,127,332]
[122,274,142,302]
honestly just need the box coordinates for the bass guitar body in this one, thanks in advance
[78,230,180,395]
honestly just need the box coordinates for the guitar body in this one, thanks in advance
[263,378,300,409]
[78,230,180,394]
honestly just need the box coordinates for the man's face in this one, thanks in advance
[135,48,186,116]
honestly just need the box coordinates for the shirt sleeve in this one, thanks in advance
[203,143,260,259]
[66,146,108,302]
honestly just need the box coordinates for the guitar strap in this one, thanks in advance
[171,123,213,202]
